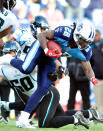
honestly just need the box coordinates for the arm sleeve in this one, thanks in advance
[63,47,87,61]
[63,45,92,61]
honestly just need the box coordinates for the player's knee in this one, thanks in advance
[38,86,49,95]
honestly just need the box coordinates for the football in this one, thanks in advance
[47,40,62,54]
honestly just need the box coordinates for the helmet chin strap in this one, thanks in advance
[76,42,89,50]
[76,42,82,50]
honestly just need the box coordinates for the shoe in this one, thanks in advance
[74,111,90,129]
[1,105,9,124]
[16,116,36,128]
[16,119,36,128]
[89,107,103,122]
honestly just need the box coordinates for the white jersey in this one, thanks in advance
[13,27,35,46]
[0,8,17,32]
[0,55,37,97]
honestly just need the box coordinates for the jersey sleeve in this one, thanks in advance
[81,45,92,61]
[62,46,92,61]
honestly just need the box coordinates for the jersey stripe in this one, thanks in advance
[22,40,40,71]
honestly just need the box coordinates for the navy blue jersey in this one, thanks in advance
[54,25,92,61]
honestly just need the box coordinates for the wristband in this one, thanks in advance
[44,48,48,54]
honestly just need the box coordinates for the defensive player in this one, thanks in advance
[0,41,37,126]
[11,15,49,54]
[0,15,61,127]
[0,0,17,38]
[0,0,17,120]
[1,41,103,129]
[0,40,88,128]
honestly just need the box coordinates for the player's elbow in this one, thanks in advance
[21,69,32,74]
[20,68,33,74]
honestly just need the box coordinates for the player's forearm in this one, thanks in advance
[37,30,54,50]
[0,26,13,38]
[80,63,98,85]
[84,67,95,81]
[37,32,48,50]
[81,61,95,80]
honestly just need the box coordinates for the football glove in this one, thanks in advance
[44,48,62,58]
[91,77,98,85]
[57,66,65,79]
[48,72,58,81]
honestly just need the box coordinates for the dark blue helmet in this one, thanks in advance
[30,15,49,37]
[32,15,49,29]
[3,0,16,10]
[3,41,21,53]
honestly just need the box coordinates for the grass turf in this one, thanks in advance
[0,120,103,131]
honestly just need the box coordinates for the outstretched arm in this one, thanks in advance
[81,61,98,85]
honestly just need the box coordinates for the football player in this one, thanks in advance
[1,41,103,129]
[37,20,98,86]
[0,0,17,38]
[0,0,17,121]
[0,15,61,127]
[11,15,49,54]
[0,41,37,127]
[0,19,98,128]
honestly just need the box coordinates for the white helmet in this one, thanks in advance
[73,20,95,49]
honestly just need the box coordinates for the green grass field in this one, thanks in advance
[0,119,103,131]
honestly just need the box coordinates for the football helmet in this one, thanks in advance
[3,0,16,10]
[30,15,49,37]
[3,41,21,55]
[73,20,95,50]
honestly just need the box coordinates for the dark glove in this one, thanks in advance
[48,72,58,81]
[57,66,65,79]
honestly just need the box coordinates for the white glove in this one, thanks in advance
[0,54,14,65]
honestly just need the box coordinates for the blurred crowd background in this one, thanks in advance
[3,0,103,39]
[1,0,103,119]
